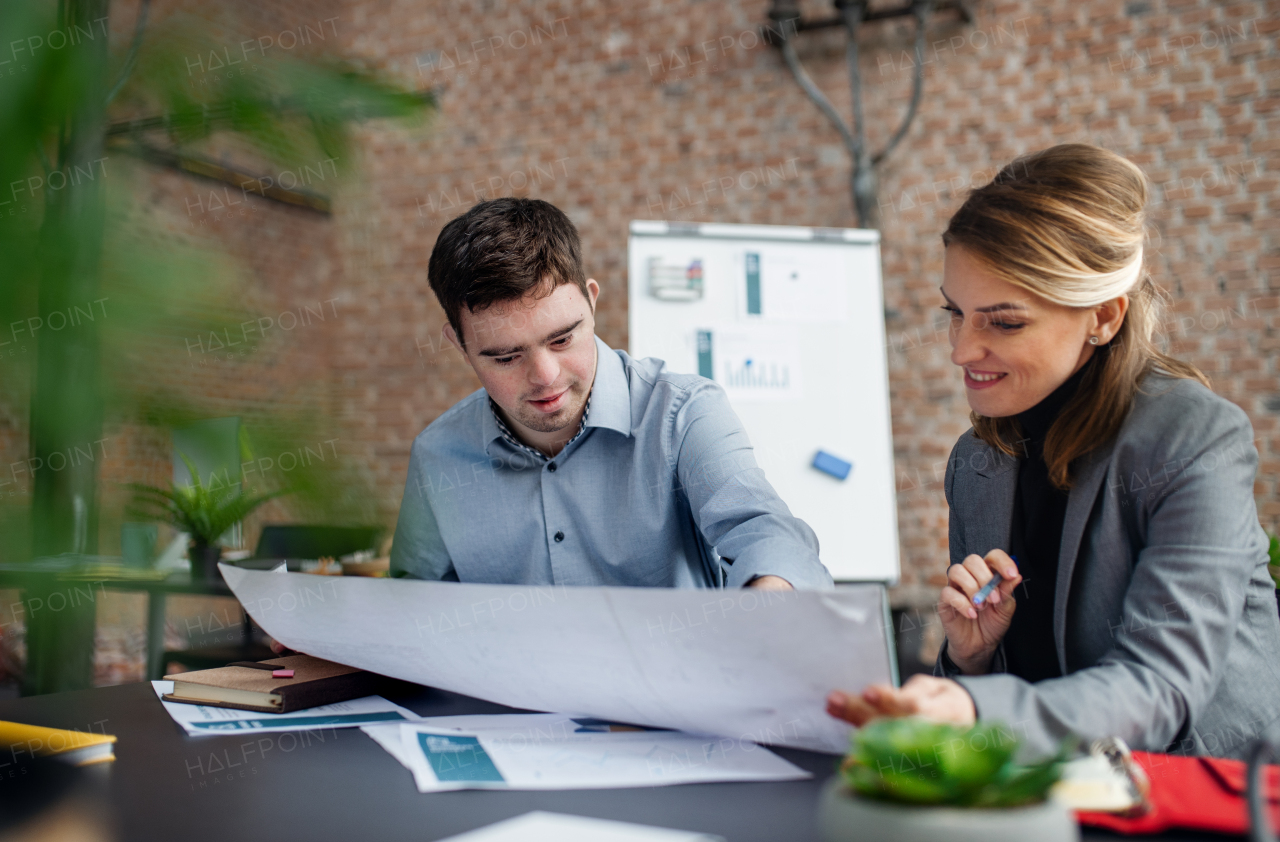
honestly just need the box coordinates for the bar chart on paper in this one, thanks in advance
[628,221,899,582]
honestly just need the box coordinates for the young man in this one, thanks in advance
[390,198,831,590]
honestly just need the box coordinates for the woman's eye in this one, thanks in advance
[940,305,1025,332]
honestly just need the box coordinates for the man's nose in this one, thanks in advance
[529,348,559,386]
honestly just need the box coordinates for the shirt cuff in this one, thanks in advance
[722,537,834,590]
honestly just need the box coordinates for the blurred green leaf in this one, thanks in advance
[841,718,1066,808]
[0,2,433,567]
[112,14,432,173]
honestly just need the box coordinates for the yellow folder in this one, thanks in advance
[0,720,116,766]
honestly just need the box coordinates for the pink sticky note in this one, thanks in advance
[271,669,294,678]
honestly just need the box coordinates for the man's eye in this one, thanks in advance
[552,335,571,347]
[495,356,517,365]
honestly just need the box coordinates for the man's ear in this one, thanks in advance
[443,322,466,356]
[585,278,600,314]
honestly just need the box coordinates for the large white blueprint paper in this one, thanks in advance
[219,565,892,754]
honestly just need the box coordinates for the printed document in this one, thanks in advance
[221,566,892,753]
[151,682,419,735]
[362,713,809,792]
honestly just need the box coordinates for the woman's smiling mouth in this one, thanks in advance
[964,368,1007,389]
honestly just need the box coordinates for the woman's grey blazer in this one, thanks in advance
[935,372,1280,760]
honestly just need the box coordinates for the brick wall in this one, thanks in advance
[3,0,1275,610]
[331,0,1277,604]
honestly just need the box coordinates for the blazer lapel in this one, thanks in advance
[967,451,1018,558]
[1054,437,1119,673]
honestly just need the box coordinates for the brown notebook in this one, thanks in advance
[162,655,382,713]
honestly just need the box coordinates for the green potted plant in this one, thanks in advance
[818,718,1076,842]
[127,454,287,581]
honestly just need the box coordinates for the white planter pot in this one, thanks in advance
[818,777,1080,842]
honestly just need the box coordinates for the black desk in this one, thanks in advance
[0,683,1231,842]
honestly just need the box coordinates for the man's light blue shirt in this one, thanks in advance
[390,336,832,590]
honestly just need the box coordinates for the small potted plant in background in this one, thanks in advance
[818,718,1076,842]
[127,454,288,581]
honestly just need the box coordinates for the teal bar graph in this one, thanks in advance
[697,330,713,380]
[745,252,761,315]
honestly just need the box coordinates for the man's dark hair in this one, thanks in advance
[428,198,588,347]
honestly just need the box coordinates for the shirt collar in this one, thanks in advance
[489,394,590,462]
[481,395,505,450]
[480,335,632,455]
[583,335,632,438]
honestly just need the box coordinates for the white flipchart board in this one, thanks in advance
[627,221,899,582]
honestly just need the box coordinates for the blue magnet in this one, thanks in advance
[812,450,852,480]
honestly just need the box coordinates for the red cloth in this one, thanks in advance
[1076,751,1280,835]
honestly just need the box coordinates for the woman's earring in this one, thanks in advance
[1088,336,1100,345]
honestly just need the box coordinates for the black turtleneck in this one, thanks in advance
[1002,357,1094,683]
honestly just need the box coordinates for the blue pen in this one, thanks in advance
[973,555,1017,606]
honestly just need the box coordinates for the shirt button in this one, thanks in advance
[554,531,565,542]
[548,462,557,472]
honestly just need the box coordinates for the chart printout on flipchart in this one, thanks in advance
[221,566,892,754]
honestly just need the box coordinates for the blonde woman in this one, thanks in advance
[826,144,1280,759]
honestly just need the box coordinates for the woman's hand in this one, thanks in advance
[938,550,1021,675]
[826,675,976,727]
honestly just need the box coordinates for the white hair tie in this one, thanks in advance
[1049,246,1144,307]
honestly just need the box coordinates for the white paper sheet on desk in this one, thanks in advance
[361,714,552,774]
[363,713,810,792]
[151,681,419,735]
[399,715,809,792]
[220,565,892,753]
[439,811,723,842]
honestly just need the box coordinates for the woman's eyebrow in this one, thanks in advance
[975,302,1028,314]
[938,289,1028,313]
